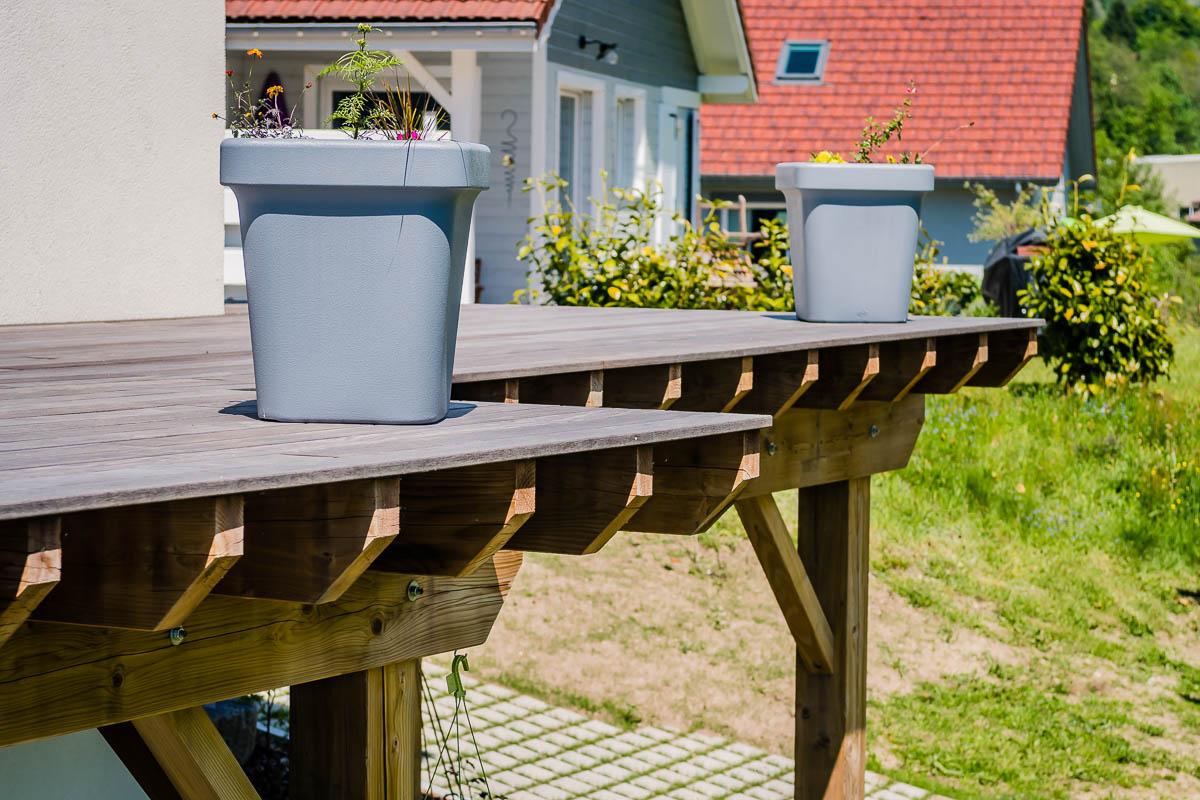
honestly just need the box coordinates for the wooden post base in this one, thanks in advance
[795,478,870,800]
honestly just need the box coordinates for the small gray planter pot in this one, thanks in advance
[221,138,489,424]
[776,162,934,322]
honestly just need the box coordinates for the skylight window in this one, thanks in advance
[775,40,829,83]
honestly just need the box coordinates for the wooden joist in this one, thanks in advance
[505,445,652,555]
[624,431,759,535]
[912,332,988,394]
[603,363,683,409]
[858,337,937,403]
[0,553,521,748]
[795,344,880,411]
[128,706,260,800]
[745,396,925,497]
[740,350,819,418]
[33,497,242,631]
[506,370,605,407]
[673,356,754,413]
[734,494,835,674]
[291,659,423,800]
[0,516,60,648]
[373,460,535,576]
[967,327,1037,387]
[217,478,398,605]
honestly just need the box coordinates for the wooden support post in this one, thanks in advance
[218,478,399,604]
[913,333,988,394]
[129,706,261,800]
[373,460,535,577]
[795,479,870,800]
[290,659,423,800]
[450,378,520,404]
[505,445,652,555]
[510,370,604,407]
[858,338,936,403]
[967,328,1037,387]
[624,431,759,535]
[734,494,835,674]
[795,344,879,411]
[741,351,819,418]
[673,356,754,412]
[0,516,60,648]
[100,722,184,800]
[0,553,521,747]
[603,363,683,409]
[34,496,242,630]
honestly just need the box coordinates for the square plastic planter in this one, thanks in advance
[221,138,489,423]
[776,162,934,322]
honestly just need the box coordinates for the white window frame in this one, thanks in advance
[555,69,607,213]
[655,88,701,242]
[613,84,648,192]
[557,90,584,208]
[774,40,830,84]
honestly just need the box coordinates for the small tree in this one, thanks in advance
[965,182,1042,243]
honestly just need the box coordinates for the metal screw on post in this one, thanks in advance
[167,627,187,646]
[766,441,778,456]
[869,425,880,438]
[407,580,424,602]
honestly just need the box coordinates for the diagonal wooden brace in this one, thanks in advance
[0,516,60,649]
[735,494,836,674]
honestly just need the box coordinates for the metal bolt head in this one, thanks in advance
[407,580,424,602]
[766,441,778,456]
[168,627,187,646]
[869,424,880,438]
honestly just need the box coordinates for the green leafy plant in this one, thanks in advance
[910,229,993,317]
[1020,203,1177,392]
[317,24,405,139]
[965,182,1042,243]
[514,175,792,311]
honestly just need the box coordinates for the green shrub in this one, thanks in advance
[515,175,792,310]
[1020,211,1177,391]
[910,230,994,317]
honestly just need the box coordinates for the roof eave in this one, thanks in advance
[226,20,539,52]
[680,0,758,104]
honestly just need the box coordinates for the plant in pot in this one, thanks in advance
[777,83,969,322]
[218,26,489,424]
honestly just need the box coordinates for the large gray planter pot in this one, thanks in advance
[221,138,489,423]
[776,162,934,322]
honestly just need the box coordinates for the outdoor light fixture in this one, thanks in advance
[578,35,619,65]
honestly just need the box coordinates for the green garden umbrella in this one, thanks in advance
[1097,205,1200,244]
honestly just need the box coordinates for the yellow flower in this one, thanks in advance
[211,112,219,119]
[266,84,284,99]
[246,48,263,58]
[244,112,252,118]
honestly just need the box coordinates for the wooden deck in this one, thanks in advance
[0,305,1042,800]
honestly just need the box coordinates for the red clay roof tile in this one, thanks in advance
[702,0,1087,181]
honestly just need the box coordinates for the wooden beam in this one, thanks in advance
[100,722,184,800]
[734,494,835,674]
[0,553,521,747]
[129,706,260,800]
[794,344,880,411]
[673,356,754,412]
[624,431,759,535]
[217,478,399,604]
[505,445,652,555]
[450,378,520,404]
[33,497,242,631]
[373,461,535,577]
[795,478,870,800]
[290,659,422,800]
[744,396,924,498]
[740,350,819,418]
[510,370,604,407]
[913,332,988,394]
[858,337,937,403]
[0,516,60,648]
[967,328,1037,387]
[603,363,683,409]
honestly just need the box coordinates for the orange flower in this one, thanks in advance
[266,84,284,99]
[246,48,263,58]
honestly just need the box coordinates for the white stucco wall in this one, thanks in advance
[0,0,225,324]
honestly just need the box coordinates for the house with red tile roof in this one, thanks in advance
[700,0,1096,267]
[223,0,755,302]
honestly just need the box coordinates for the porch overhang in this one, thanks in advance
[680,0,757,104]
[226,21,538,53]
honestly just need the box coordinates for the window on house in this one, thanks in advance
[615,98,637,189]
[558,92,582,205]
[774,41,829,82]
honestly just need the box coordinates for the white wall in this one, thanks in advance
[0,0,225,324]
[0,730,149,799]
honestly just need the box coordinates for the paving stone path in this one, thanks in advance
[419,662,953,800]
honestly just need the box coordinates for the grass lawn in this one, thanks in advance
[462,327,1200,800]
